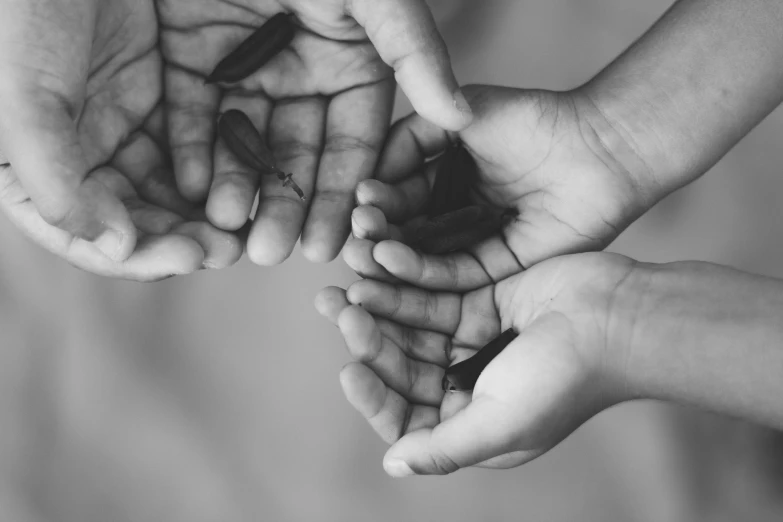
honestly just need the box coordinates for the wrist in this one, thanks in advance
[569,86,685,205]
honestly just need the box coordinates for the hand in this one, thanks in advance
[0,0,242,280]
[344,85,660,292]
[315,252,636,476]
[158,0,471,265]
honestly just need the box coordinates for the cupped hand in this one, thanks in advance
[158,0,471,265]
[316,252,637,477]
[0,0,242,280]
[344,85,659,292]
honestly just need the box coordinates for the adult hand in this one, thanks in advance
[159,0,471,265]
[0,0,242,280]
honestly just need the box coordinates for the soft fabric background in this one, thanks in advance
[1,1,782,520]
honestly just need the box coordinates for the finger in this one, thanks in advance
[247,96,325,265]
[170,222,244,270]
[301,81,394,263]
[343,238,400,285]
[338,305,445,406]
[382,396,519,477]
[355,175,430,224]
[112,131,202,220]
[376,113,451,183]
[165,66,220,201]
[384,319,580,477]
[0,91,136,261]
[350,0,472,131]
[372,240,492,292]
[375,319,451,367]
[345,279,460,334]
[314,286,351,325]
[125,199,185,236]
[340,363,440,445]
[207,95,274,231]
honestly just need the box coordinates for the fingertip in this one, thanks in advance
[92,226,136,263]
[301,237,342,264]
[206,181,253,231]
[373,240,422,277]
[314,286,349,324]
[356,179,385,207]
[383,458,416,478]
[352,205,388,240]
[345,278,374,306]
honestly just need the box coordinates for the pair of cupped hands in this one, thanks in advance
[1,0,670,477]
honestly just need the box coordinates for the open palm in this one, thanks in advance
[344,85,658,292]
[158,0,469,265]
[316,253,631,476]
[0,0,242,280]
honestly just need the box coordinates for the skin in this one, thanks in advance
[158,0,472,266]
[317,252,783,477]
[324,0,783,476]
[316,253,635,475]
[0,0,243,280]
[341,85,657,292]
[0,0,468,277]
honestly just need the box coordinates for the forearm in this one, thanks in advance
[581,0,783,193]
[615,261,783,430]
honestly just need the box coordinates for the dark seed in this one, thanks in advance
[218,110,276,173]
[217,109,306,201]
[408,205,516,255]
[429,141,477,218]
[206,13,297,84]
[442,329,518,392]
[408,205,489,245]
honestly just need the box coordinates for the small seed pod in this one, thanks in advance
[206,13,297,84]
[428,141,477,218]
[408,205,516,255]
[408,205,489,245]
[442,329,518,392]
[218,109,306,200]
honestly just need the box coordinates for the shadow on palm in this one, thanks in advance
[0,0,242,280]
[159,0,397,265]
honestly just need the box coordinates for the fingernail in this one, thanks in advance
[374,242,418,274]
[93,228,124,262]
[385,459,415,478]
[453,89,473,119]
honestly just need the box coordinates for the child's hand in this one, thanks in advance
[346,85,658,292]
[316,252,638,477]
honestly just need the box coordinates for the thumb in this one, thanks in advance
[382,395,519,477]
[0,87,136,261]
[350,0,473,131]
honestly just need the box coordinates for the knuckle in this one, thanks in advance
[325,134,379,156]
[428,450,460,475]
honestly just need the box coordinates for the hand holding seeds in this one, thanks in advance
[343,85,663,294]
[0,0,244,281]
[316,252,635,477]
[159,0,472,266]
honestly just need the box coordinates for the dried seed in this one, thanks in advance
[217,109,306,201]
[408,205,489,245]
[442,329,518,392]
[206,13,297,84]
[429,141,477,218]
[408,205,515,254]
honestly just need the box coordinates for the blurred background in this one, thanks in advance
[2,0,783,520]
